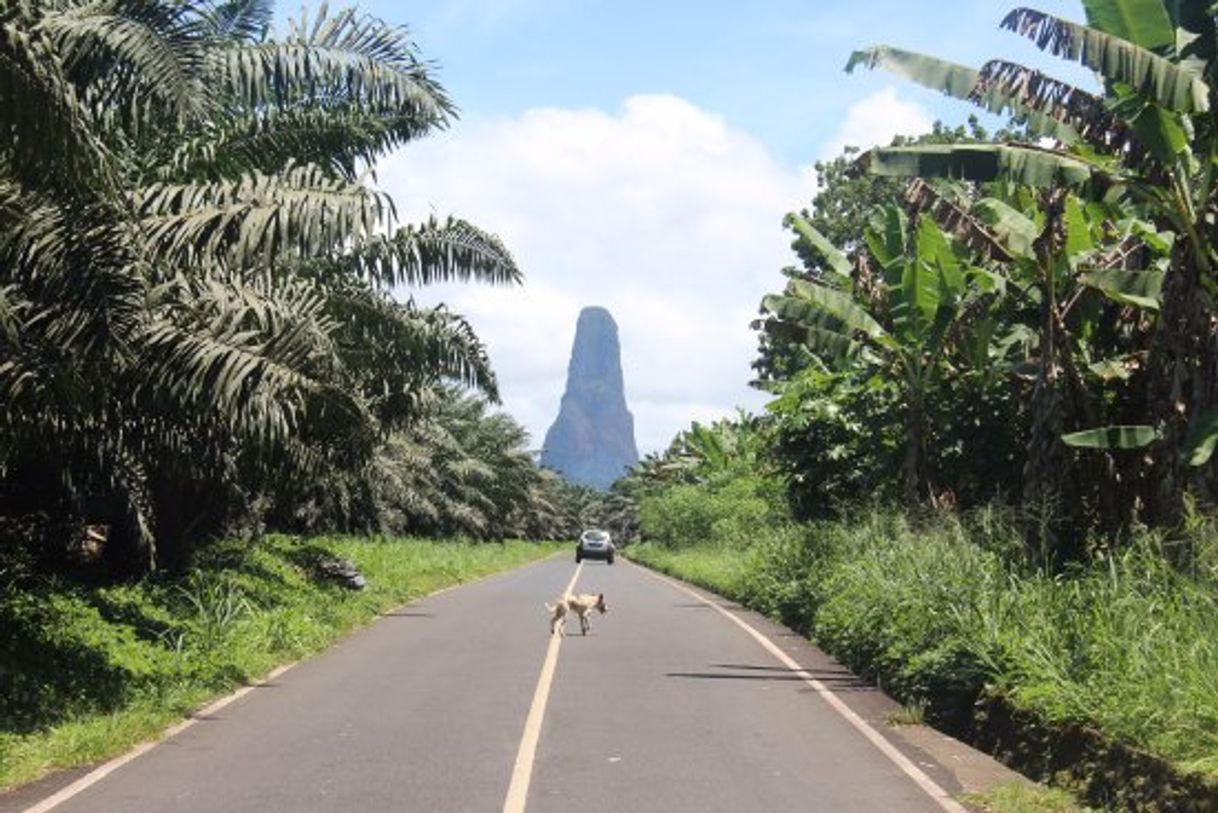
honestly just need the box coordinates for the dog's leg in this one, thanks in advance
[580,611,589,636]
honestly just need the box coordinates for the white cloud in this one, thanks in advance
[820,86,933,160]
[377,95,815,454]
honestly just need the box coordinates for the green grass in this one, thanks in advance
[966,781,1092,813]
[628,509,1218,783]
[886,702,927,727]
[0,536,559,790]
[624,543,755,599]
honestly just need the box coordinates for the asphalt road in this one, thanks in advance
[15,555,1008,812]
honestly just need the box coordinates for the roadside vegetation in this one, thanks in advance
[0,536,560,790]
[622,2,1218,807]
[969,781,1093,813]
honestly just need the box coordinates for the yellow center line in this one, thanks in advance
[502,562,583,813]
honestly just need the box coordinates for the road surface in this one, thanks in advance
[11,555,1016,812]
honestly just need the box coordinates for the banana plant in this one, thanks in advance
[847,0,1216,526]
[760,204,980,505]
[912,175,1172,543]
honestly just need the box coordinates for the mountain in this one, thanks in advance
[540,307,639,490]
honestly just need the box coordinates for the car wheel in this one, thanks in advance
[576,551,583,563]
[607,554,615,565]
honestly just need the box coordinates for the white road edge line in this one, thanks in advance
[21,555,562,813]
[502,562,583,813]
[21,661,298,813]
[636,563,970,813]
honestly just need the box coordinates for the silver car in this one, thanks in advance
[576,529,615,564]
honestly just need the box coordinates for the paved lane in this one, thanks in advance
[530,560,945,812]
[22,554,993,813]
[46,558,572,813]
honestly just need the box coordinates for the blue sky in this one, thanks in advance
[365,1,1091,162]
[300,1,1092,453]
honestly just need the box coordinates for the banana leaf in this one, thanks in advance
[1080,267,1164,309]
[1082,0,1174,51]
[866,144,1105,188]
[846,46,1082,143]
[765,282,892,344]
[1062,424,1158,448]
[1003,7,1209,114]
[1184,409,1218,466]
[973,197,1038,259]
[784,213,853,286]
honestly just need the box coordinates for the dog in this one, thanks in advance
[545,592,607,636]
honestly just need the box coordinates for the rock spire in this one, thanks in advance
[540,307,639,490]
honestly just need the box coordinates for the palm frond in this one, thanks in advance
[39,0,210,125]
[0,15,116,192]
[0,283,19,344]
[163,106,437,181]
[203,0,272,43]
[400,303,498,400]
[0,178,147,357]
[345,216,522,288]
[211,6,453,123]
[137,271,343,446]
[136,163,390,270]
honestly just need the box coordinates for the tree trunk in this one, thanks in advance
[1021,189,1077,563]
[1022,352,1071,561]
[1145,247,1217,529]
[903,386,930,506]
[1060,330,1127,540]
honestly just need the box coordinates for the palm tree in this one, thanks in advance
[0,0,520,573]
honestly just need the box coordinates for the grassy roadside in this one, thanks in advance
[0,536,560,791]
[966,781,1092,813]
[627,509,1218,809]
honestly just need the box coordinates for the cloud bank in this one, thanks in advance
[377,90,928,454]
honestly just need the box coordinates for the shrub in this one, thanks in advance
[638,474,782,549]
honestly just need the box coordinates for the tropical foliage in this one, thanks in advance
[834,0,1218,537]
[0,0,575,578]
[744,0,1218,562]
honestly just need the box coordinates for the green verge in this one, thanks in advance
[627,508,1218,808]
[0,536,560,790]
[965,780,1092,813]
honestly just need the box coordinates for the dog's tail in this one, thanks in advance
[544,602,555,612]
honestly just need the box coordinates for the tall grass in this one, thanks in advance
[0,536,558,790]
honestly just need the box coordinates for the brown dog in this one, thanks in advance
[545,593,607,636]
